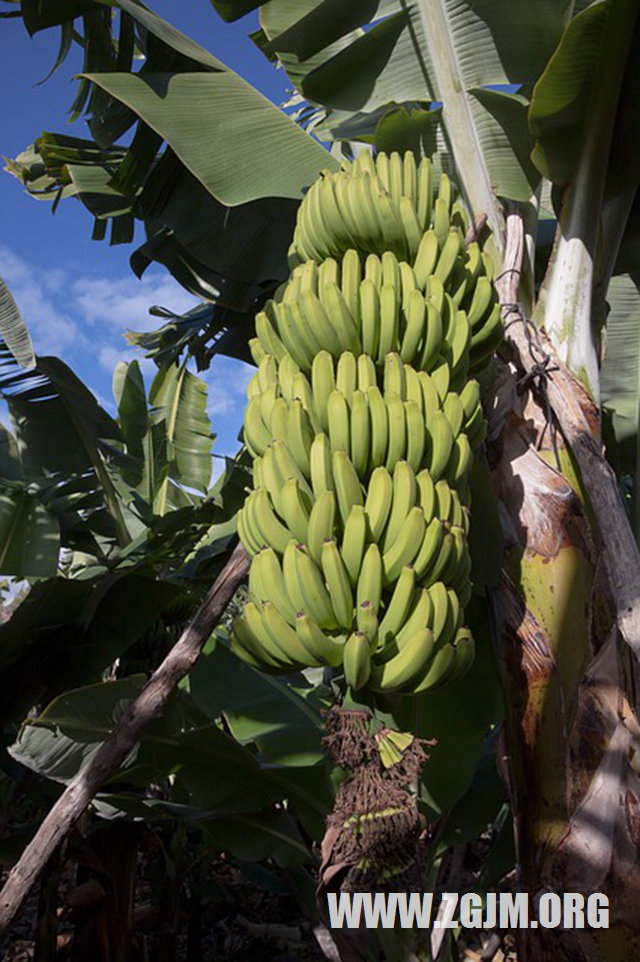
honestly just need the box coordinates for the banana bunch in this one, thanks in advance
[232,151,500,697]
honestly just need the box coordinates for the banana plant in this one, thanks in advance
[5,1,640,959]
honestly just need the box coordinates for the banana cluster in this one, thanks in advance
[232,151,501,696]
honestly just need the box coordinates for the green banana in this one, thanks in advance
[327,389,351,454]
[342,631,372,690]
[350,389,371,478]
[382,505,426,584]
[332,449,364,524]
[364,466,394,542]
[296,612,344,667]
[378,564,417,647]
[370,627,435,693]
[341,503,368,586]
[309,432,334,498]
[336,351,358,403]
[307,489,336,563]
[322,538,355,629]
[356,542,383,614]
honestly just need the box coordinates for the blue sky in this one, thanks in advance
[1,2,291,466]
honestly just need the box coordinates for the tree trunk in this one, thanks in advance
[489,212,640,961]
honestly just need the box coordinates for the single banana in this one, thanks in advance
[398,195,423,257]
[416,468,436,520]
[443,393,465,439]
[378,283,400,363]
[467,275,494,329]
[357,352,378,393]
[269,397,289,444]
[279,476,311,545]
[237,503,261,556]
[412,517,446,581]
[366,385,389,469]
[433,196,450,248]
[296,612,344,667]
[399,260,418,314]
[418,300,444,372]
[405,399,426,474]
[307,489,336,564]
[341,247,362,323]
[414,229,439,288]
[416,156,433,229]
[404,364,424,415]
[364,252,382,290]
[287,399,313,475]
[389,151,404,207]
[396,588,433,646]
[357,600,379,649]
[364,465,394,542]
[435,478,453,523]
[429,581,451,645]
[246,487,291,554]
[378,564,417,647]
[356,543,383,613]
[383,352,407,399]
[300,290,343,358]
[434,228,463,285]
[382,459,417,554]
[243,395,272,457]
[370,627,435,693]
[446,432,473,488]
[250,546,298,625]
[257,354,277,393]
[341,503,368,586]
[385,392,407,470]
[336,351,358,403]
[342,631,372,690]
[255,308,287,363]
[459,379,481,420]
[262,599,324,667]
[327,389,351,455]
[322,281,361,355]
[332,449,364,524]
[318,251,340,290]
[382,505,426,584]
[410,643,457,693]
[359,277,380,359]
[277,352,300,404]
[400,288,427,364]
[309,432,334,498]
[403,150,417,207]
[272,438,313,499]
[311,350,336,433]
[322,538,355,629]
[430,357,451,403]
[350,389,371,478]
[283,540,337,629]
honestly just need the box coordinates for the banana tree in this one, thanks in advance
[4,0,640,959]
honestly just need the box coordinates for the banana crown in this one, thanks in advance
[233,150,500,696]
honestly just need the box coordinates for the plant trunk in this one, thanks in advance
[489,217,640,960]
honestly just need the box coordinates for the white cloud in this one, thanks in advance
[206,355,254,417]
[71,272,198,332]
[0,244,82,355]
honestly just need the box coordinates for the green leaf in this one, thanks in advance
[394,596,503,813]
[0,486,60,579]
[148,362,212,508]
[530,0,640,401]
[186,637,327,765]
[0,573,185,725]
[0,275,35,368]
[83,71,336,205]
[601,273,640,478]
[529,0,612,186]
